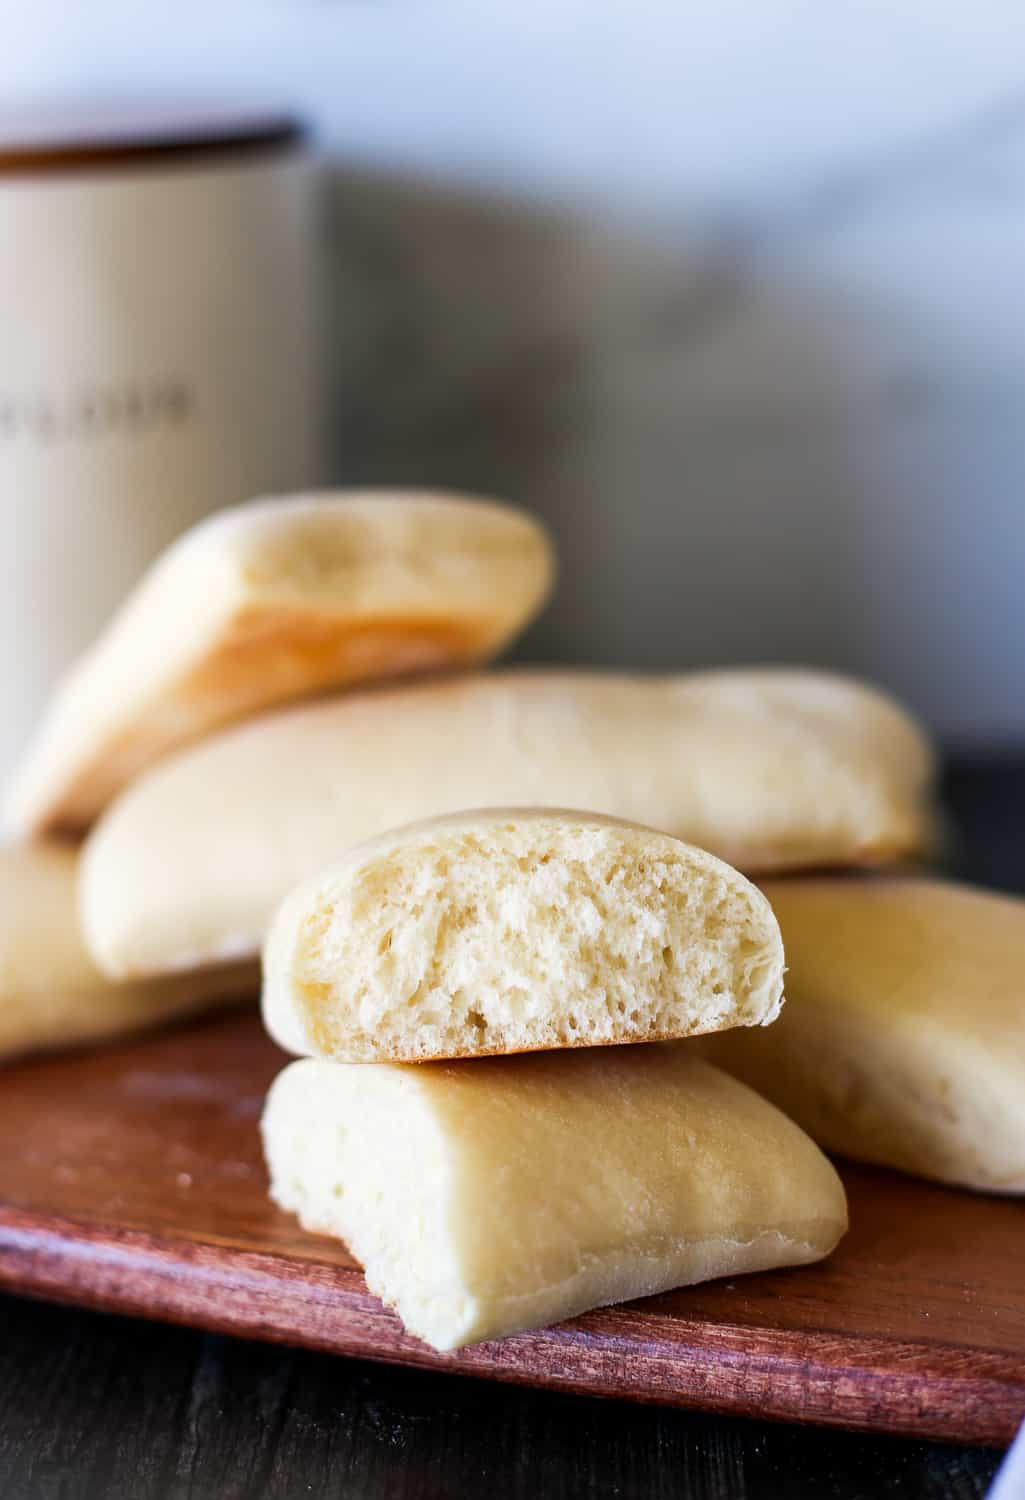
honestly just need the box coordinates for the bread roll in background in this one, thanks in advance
[5,491,554,839]
[0,844,257,1062]
[702,877,1025,1194]
[81,668,934,979]
[263,809,784,1061]
[263,1047,848,1351]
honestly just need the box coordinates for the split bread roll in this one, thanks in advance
[5,491,554,838]
[81,668,934,979]
[263,810,785,1061]
[702,878,1025,1194]
[0,844,257,1062]
[262,1047,848,1350]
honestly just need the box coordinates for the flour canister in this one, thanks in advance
[0,110,320,781]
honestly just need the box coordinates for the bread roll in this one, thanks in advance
[81,668,934,979]
[263,809,784,1061]
[0,844,256,1061]
[262,1047,848,1350]
[5,491,554,838]
[703,877,1025,1193]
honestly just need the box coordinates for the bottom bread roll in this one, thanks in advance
[262,1047,848,1350]
[0,843,257,1062]
[702,877,1025,1194]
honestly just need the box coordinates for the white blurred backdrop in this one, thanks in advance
[4,1,1024,747]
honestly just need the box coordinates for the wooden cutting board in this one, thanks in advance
[1,1009,1022,1446]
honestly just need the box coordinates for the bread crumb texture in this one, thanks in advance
[264,811,783,1061]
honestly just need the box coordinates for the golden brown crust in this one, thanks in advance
[8,492,554,839]
[35,609,501,839]
[351,1026,728,1065]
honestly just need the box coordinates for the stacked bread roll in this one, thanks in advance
[5,489,1021,1351]
[260,807,848,1348]
[1,491,555,1052]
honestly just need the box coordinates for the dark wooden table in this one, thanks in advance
[1,760,1020,1500]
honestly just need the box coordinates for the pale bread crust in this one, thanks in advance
[5,491,554,838]
[262,1047,849,1350]
[81,667,935,979]
[0,844,257,1061]
[261,808,785,1061]
[703,876,1025,1193]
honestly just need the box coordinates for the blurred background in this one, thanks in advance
[2,1,1023,765]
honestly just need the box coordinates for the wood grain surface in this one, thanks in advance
[1,1008,1023,1447]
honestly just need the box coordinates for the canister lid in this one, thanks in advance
[0,107,304,175]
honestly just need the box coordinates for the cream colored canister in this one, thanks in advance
[0,111,320,780]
